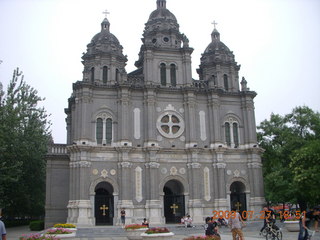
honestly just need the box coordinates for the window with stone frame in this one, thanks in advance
[96,115,113,145]
[160,63,166,86]
[91,67,95,83]
[103,66,108,84]
[224,117,240,147]
[170,64,177,87]
[224,74,229,91]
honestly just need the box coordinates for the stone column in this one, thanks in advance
[145,149,162,224]
[214,150,228,210]
[144,88,157,146]
[209,92,222,146]
[118,148,134,223]
[184,91,197,147]
[119,87,131,145]
[187,161,203,222]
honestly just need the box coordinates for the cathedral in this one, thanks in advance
[45,0,265,227]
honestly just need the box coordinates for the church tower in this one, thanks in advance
[45,0,265,228]
[133,0,193,86]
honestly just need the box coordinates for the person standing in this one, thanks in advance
[120,208,126,227]
[298,207,320,240]
[229,208,245,240]
[0,217,6,240]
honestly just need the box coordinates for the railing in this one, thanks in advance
[48,144,68,155]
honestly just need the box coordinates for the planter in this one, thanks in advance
[44,232,76,238]
[141,232,174,240]
[126,228,149,240]
[52,227,77,232]
[284,220,300,232]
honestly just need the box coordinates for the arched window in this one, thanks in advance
[225,122,231,146]
[91,67,95,83]
[96,118,103,144]
[233,122,239,147]
[160,63,166,86]
[106,118,112,144]
[115,69,119,82]
[103,66,108,84]
[224,74,229,91]
[170,64,176,87]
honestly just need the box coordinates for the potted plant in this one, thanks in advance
[284,216,300,232]
[125,224,149,239]
[141,227,174,239]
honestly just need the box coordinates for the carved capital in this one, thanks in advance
[145,162,160,169]
[119,162,132,168]
[187,163,201,169]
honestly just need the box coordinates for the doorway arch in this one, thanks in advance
[163,179,185,223]
[230,181,247,217]
[95,181,114,225]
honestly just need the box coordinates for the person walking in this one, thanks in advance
[229,208,245,240]
[298,207,320,240]
[0,217,6,240]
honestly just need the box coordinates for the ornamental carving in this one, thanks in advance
[145,162,160,169]
[119,162,132,168]
[170,166,178,175]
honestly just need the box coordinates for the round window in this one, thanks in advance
[152,38,157,43]
[163,37,169,42]
[156,112,185,138]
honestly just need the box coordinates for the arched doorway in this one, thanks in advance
[230,181,247,217]
[163,180,185,223]
[95,182,114,225]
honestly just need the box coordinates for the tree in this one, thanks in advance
[0,68,51,217]
[258,106,320,208]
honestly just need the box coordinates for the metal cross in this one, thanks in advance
[100,204,109,216]
[235,202,242,211]
[212,20,218,29]
[102,9,110,18]
[170,203,179,215]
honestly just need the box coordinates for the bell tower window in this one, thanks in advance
[224,74,229,91]
[103,66,108,84]
[91,67,95,83]
[160,63,166,86]
[106,118,112,144]
[224,117,240,147]
[170,64,176,87]
[96,118,103,144]
[116,69,119,82]
[225,122,231,146]
[96,115,113,145]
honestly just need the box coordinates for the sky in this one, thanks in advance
[0,0,319,144]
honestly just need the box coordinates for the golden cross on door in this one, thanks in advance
[100,204,108,216]
[170,203,179,215]
[235,202,242,211]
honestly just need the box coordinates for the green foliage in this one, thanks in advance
[29,220,45,231]
[258,106,320,207]
[0,68,51,217]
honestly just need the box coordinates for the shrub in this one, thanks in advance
[20,233,60,240]
[125,224,147,230]
[53,223,76,228]
[46,228,72,235]
[145,227,170,234]
[29,220,44,231]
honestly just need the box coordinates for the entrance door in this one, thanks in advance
[95,182,114,225]
[230,181,247,218]
[163,180,185,223]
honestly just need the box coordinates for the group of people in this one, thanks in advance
[204,208,245,240]
[181,215,194,228]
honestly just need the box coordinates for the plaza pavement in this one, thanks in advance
[6,221,320,240]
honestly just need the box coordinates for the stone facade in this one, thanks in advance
[45,0,265,228]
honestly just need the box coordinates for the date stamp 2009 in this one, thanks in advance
[212,210,305,220]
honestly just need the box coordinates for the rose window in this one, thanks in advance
[157,112,185,138]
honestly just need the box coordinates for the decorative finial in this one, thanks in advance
[212,20,218,29]
[102,9,110,18]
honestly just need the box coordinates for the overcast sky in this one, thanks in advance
[1,0,319,144]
